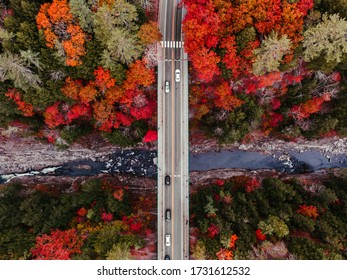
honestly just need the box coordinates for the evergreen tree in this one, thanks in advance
[69,0,94,33]
[102,28,142,65]
[315,0,347,19]
[93,0,142,66]
[253,32,292,76]
[235,26,256,51]
[303,14,347,69]
[0,50,42,91]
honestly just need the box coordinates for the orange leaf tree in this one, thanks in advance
[289,95,330,121]
[138,21,162,45]
[297,205,319,219]
[36,0,87,66]
[216,248,233,260]
[123,59,156,91]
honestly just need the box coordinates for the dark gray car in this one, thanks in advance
[165,175,170,185]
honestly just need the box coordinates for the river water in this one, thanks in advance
[1,149,347,184]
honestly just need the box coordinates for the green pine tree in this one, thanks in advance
[93,0,142,66]
[69,0,94,33]
[0,50,42,91]
[303,14,347,68]
[252,32,292,76]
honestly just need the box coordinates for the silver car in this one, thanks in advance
[165,209,171,221]
[165,234,171,246]
[175,69,180,82]
[165,81,170,93]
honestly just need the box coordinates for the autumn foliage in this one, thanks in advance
[183,0,313,81]
[255,229,267,241]
[123,59,156,91]
[31,229,84,260]
[244,177,261,193]
[138,21,162,45]
[122,215,143,233]
[101,212,114,223]
[77,207,88,217]
[5,88,34,117]
[216,248,234,260]
[43,102,91,128]
[207,223,220,238]
[213,81,244,111]
[297,205,319,219]
[183,0,316,123]
[142,130,157,142]
[290,94,331,121]
[36,0,86,66]
[183,0,313,123]
[45,62,156,131]
[229,234,238,249]
[43,102,67,128]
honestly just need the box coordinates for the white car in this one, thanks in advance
[175,69,180,82]
[165,234,171,246]
[165,81,170,93]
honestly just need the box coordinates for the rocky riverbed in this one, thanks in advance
[0,126,155,175]
[1,125,346,178]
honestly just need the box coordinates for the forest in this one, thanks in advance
[1,170,346,260]
[0,0,160,147]
[190,171,347,260]
[0,0,347,262]
[183,0,347,143]
[0,177,157,259]
[1,0,346,145]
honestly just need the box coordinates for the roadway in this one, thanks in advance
[157,0,189,260]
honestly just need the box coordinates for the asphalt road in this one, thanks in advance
[157,0,189,260]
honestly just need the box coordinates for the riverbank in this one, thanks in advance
[190,130,347,158]
[0,126,155,174]
[1,125,346,175]
[4,166,344,192]
[189,168,346,190]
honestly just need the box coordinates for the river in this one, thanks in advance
[1,148,347,184]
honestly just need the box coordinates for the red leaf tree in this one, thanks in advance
[255,229,266,241]
[244,177,261,193]
[5,88,34,117]
[43,102,66,128]
[47,61,156,132]
[143,130,158,142]
[31,229,84,260]
[207,223,220,238]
